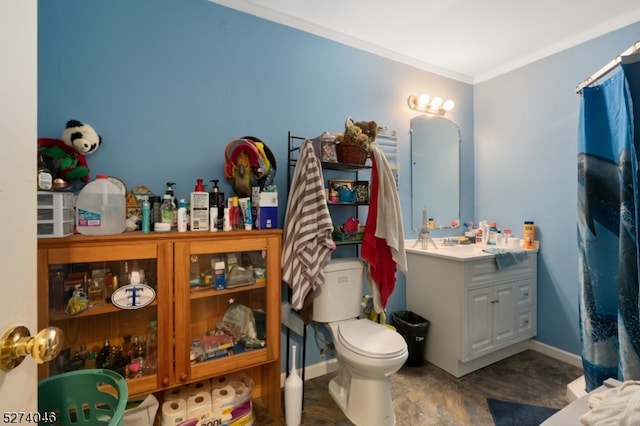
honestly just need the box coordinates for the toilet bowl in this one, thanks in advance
[313,259,408,426]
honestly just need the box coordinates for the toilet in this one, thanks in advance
[313,258,408,426]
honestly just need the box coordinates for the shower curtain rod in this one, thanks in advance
[576,41,640,94]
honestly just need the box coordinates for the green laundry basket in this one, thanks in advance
[38,369,128,426]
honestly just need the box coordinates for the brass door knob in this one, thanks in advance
[0,325,64,371]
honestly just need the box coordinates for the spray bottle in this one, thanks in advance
[190,179,209,231]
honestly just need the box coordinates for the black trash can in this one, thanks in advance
[392,310,430,367]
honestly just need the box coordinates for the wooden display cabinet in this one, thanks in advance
[37,230,282,422]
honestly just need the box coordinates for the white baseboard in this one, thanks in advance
[280,357,339,388]
[528,339,582,369]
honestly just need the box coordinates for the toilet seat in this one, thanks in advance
[336,319,407,359]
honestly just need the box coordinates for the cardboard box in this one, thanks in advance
[257,192,278,229]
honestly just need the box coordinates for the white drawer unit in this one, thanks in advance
[37,191,75,238]
[405,244,537,377]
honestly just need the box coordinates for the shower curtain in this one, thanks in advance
[578,52,640,392]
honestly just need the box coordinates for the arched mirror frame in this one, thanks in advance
[410,115,461,231]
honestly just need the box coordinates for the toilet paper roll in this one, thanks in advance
[188,380,211,396]
[161,399,187,426]
[164,387,189,402]
[211,385,236,410]
[187,391,212,421]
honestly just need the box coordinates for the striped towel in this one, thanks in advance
[282,139,336,319]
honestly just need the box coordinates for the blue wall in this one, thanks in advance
[37,0,473,371]
[475,22,640,355]
[40,0,638,369]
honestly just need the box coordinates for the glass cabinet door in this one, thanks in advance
[38,241,173,396]
[174,235,280,385]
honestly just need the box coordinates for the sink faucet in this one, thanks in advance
[414,224,438,250]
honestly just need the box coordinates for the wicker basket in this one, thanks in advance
[336,141,368,165]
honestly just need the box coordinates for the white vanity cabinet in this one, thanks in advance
[405,244,537,377]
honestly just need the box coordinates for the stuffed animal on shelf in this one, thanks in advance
[224,136,277,197]
[38,119,102,185]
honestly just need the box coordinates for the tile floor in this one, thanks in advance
[255,349,583,425]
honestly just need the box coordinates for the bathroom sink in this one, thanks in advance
[405,239,493,260]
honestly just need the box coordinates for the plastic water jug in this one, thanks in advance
[76,174,126,235]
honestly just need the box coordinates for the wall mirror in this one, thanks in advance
[410,115,461,231]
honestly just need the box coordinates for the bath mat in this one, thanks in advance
[487,398,559,426]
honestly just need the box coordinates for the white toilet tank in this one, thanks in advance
[313,258,365,323]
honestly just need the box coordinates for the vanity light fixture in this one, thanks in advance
[407,94,455,115]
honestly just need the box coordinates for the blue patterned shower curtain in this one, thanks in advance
[578,53,640,392]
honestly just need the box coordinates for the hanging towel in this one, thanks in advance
[362,146,407,311]
[282,139,336,323]
[482,248,528,271]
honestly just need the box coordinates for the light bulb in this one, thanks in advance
[430,97,443,109]
[443,100,455,111]
[417,94,430,108]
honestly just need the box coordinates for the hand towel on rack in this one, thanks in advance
[362,146,407,310]
[282,139,336,322]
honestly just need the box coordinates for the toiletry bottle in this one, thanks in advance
[164,182,178,228]
[177,199,188,232]
[523,221,536,249]
[88,277,105,307]
[96,339,111,369]
[488,222,498,245]
[141,200,150,233]
[149,195,161,228]
[190,178,209,231]
[475,226,484,244]
[161,194,175,229]
[209,179,220,232]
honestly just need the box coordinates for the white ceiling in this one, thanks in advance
[209,0,640,84]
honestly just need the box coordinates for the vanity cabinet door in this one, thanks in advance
[467,286,493,356]
[465,282,516,360]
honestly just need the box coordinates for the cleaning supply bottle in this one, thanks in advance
[76,174,126,235]
[190,178,209,231]
[285,344,303,426]
[177,199,188,232]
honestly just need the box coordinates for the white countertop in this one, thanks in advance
[405,238,538,261]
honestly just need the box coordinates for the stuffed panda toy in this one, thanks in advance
[38,119,102,185]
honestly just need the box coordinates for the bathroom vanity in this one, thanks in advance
[405,241,537,377]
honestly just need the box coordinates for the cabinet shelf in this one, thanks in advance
[49,300,158,321]
[189,278,266,300]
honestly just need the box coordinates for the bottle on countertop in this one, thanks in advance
[177,199,188,232]
[523,221,536,249]
[190,178,209,231]
[209,179,220,232]
[161,194,175,229]
[76,174,126,235]
[475,226,484,244]
[141,200,150,233]
[488,222,498,245]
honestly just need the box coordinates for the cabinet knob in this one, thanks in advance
[162,376,170,386]
[180,373,188,382]
[491,299,499,304]
[1,325,63,371]
[523,292,529,297]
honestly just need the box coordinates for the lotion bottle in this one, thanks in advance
[177,199,188,232]
[190,178,209,231]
